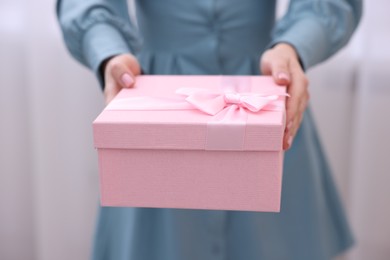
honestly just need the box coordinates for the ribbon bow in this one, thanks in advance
[175,88,285,116]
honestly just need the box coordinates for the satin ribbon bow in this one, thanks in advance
[175,88,285,116]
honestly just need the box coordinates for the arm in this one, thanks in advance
[56,0,141,89]
[261,0,362,149]
[270,0,362,70]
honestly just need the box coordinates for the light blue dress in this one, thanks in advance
[57,1,362,259]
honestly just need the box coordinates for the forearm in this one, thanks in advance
[270,0,362,70]
[56,0,140,86]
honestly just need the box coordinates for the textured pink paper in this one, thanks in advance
[99,149,283,212]
[93,75,286,212]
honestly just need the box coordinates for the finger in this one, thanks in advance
[284,115,300,150]
[127,54,142,76]
[288,103,305,146]
[260,53,291,86]
[283,67,308,150]
[260,55,272,76]
[283,96,308,150]
[285,91,299,134]
[104,83,121,105]
[110,61,135,88]
[283,119,294,150]
[270,58,291,86]
[287,67,308,120]
[288,93,308,136]
[294,93,309,133]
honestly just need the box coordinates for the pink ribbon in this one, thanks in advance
[175,88,284,115]
[106,84,287,150]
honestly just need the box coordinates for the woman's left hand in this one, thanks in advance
[260,43,310,150]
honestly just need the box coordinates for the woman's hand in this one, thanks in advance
[103,53,141,104]
[260,43,309,150]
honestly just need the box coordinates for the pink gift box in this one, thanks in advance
[93,75,286,212]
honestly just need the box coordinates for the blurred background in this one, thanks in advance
[0,0,389,259]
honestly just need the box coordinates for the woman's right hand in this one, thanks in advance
[103,53,141,104]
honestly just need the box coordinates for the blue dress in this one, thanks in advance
[57,1,362,259]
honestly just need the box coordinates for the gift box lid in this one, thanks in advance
[93,75,286,151]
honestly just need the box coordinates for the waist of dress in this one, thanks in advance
[139,30,270,56]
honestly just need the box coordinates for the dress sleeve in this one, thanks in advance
[270,0,362,70]
[56,0,141,86]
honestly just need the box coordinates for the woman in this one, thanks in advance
[57,1,362,259]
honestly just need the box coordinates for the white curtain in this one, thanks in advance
[0,1,389,260]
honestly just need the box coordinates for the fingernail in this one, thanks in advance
[287,121,293,131]
[121,73,133,87]
[287,136,293,147]
[277,72,290,82]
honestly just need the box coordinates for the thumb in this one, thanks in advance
[271,59,291,86]
[110,62,135,88]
